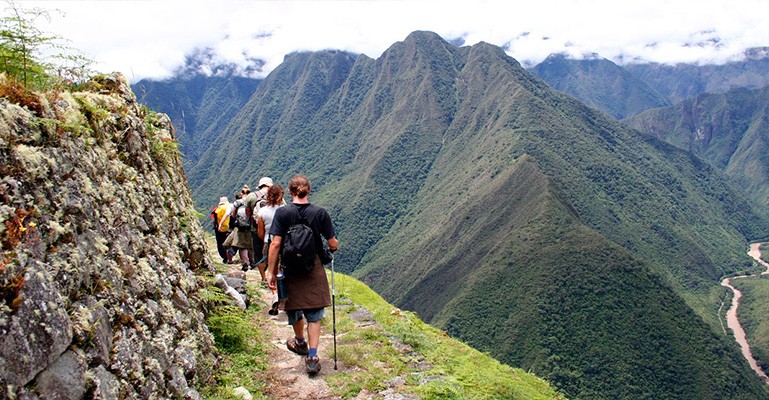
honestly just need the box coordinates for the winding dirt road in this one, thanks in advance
[721,243,769,383]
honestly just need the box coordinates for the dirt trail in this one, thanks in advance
[244,269,344,400]
[721,243,769,383]
[219,264,414,400]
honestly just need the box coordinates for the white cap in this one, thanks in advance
[258,177,273,188]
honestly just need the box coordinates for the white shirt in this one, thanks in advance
[257,205,282,243]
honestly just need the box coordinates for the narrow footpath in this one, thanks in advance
[240,267,416,400]
[209,232,417,400]
[245,268,343,400]
[720,243,769,383]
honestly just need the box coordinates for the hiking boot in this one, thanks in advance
[241,264,249,272]
[286,337,309,355]
[305,356,321,375]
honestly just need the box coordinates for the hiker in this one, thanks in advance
[257,184,285,314]
[223,192,253,271]
[245,176,272,270]
[267,174,338,375]
[211,196,233,264]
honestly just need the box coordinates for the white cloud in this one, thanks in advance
[16,0,769,82]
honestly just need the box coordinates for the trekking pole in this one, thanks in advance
[331,256,338,370]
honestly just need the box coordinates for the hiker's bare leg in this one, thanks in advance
[239,248,249,269]
[257,262,267,281]
[247,248,255,267]
[307,320,321,349]
[292,318,305,339]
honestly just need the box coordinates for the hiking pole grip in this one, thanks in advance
[331,257,338,370]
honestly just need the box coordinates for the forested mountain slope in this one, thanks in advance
[186,31,769,399]
[133,75,260,168]
[624,86,769,207]
[530,54,670,119]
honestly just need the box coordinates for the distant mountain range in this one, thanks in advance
[529,47,769,119]
[530,53,671,119]
[626,47,769,104]
[529,48,769,208]
[624,86,769,206]
[134,33,769,399]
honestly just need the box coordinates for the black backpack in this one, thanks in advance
[281,205,318,275]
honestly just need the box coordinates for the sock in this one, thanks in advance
[295,337,306,344]
[308,348,318,358]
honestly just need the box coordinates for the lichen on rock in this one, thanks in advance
[0,73,218,398]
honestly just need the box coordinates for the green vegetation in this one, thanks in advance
[625,86,769,207]
[141,105,182,166]
[197,255,270,399]
[0,0,92,91]
[199,295,269,398]
[330,272,563,399]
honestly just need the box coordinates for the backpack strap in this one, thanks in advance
[287,203,316,226]
[286,203,325,256]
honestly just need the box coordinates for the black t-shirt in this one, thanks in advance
[270,203,335,245]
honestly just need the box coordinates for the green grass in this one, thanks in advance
[198,245,271,399]
[328,271,564,399]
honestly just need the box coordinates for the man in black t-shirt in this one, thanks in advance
[267,174,338,376]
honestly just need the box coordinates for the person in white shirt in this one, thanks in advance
[257,184,285,314]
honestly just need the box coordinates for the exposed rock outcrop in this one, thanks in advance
[0,73,217,398]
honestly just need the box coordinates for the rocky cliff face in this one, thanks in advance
[0,73,217,399]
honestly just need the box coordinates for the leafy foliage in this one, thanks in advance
[0,0,92,91]
[198,253,269,398]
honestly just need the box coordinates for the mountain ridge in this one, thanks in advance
[180,31,769,398]
[624,85,769,206]
[530,53,671,119]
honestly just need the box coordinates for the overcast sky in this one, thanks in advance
[16,0,769,83]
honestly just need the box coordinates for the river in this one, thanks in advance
[721,243,769,382]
